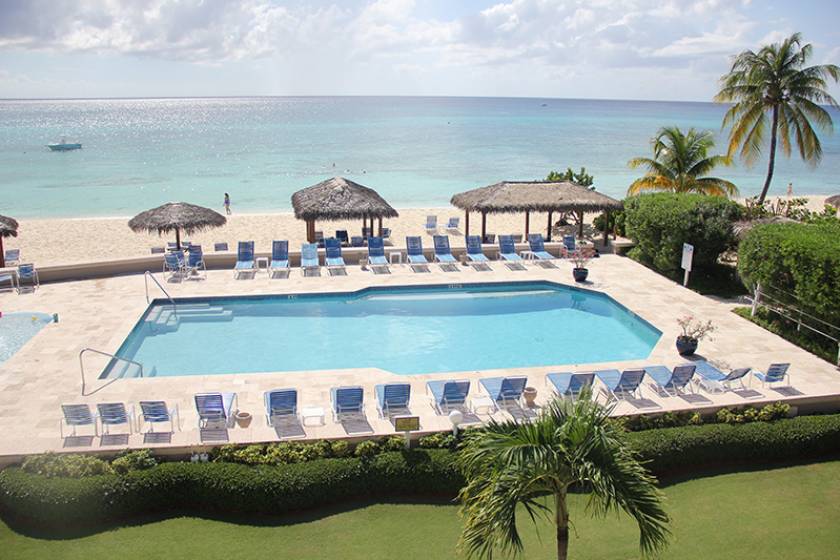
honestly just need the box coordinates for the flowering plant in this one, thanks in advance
[676,315,715,341]
[570,246,596,268]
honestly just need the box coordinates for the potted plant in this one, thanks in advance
[675,315,715,356]
[234,411,252,428]
[570,246,595,282]
[523,386,538,407]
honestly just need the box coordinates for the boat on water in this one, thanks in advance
[47,138,82,151]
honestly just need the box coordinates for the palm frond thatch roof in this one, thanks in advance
[732,216,796,239]
[128,202,226,236]
[450,181,623,214]
[291,177,399,221]
[826,194,840,208]
[0,214,19,238]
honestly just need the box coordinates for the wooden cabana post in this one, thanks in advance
[546,211,553,241]
[465,210,470,237]
[481,212,487,242]
[524,211,530,239]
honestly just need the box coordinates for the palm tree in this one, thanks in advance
[627,126,737,196]
[457,393,670,560]
[715,32,839,204]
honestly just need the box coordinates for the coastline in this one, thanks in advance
[5,196,830,267]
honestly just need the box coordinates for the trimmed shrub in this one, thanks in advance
[623,193,742,274]
[111,450,157,475]
[20,453,113,478]
[353,440,380,458]
[738,221,840,325]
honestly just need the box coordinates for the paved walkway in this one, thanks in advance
[0,255,838,459]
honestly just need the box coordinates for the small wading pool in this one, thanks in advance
[106,282,661,378]
[0,312,54,364]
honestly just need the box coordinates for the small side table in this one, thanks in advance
[519,250,535,261]
[388,251,403,265]
[471,395,495,415]
[256,257,269,273]
[301,406,326,426]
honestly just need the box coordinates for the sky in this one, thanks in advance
[0,0,838,101]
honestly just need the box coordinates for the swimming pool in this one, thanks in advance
[0,312,54,364]
[106,282,661,378]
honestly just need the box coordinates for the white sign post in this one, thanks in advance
[681,243,694,287]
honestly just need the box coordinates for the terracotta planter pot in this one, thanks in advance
[523,387,538,407]
[235,412,252,428]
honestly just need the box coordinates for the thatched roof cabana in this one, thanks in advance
[450,181,623,241]
[291,177,398,242]
[0,214,19,268]
[732,216,796,240]
[128,202,226,249]
[826,194,840,209]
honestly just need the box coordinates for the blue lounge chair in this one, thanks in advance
[4,249,20,266]
[426,380,471,414]
[335,230,349,246]
[187,246,206,279]
[406,236,429,271]
[466,236,488,261]
[423,215,437,233]
[563,235,576,256]
[331,386,365,421]
[18,263,39,290]
[314,231,325,248]
[351,235,365,247]
[362,227,373,238]
[150,247,165,254]
[0,268,16,292]
[367,236,390,272]
[194,392,237,428]
[479,376,528,410]
[643,365,697,396]
[754,363,791,388]
[595,369,645,402]
[300,243,320,276]
[97,402,134,435]
[528,234,555,261]
[381,227,391,241]
[547,372,595,399]
[694,362,752,394]
[325,238,346,272]
[270,240,290,278]
[60,404,97,438]
[163,251,185,280]
[234,241,256,278]
[214,242,228,252]
[138,400,179,433]
[375,383,411,417]
[498,235,524,268]
[264,389,298,426]
[446,217,460,231]
[433,235,458,265]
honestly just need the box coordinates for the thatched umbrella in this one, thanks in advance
[451,181,623,241]
[0,215,18,268]
[826,194,840,209]
[291,177,399,242]
[128,202,226,249]
[732,216,796,240]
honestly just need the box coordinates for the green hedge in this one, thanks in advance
[623,193,742,274]
[738,221,840,325]
[3,415,840,533]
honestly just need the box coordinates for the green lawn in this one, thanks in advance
[4,461,840,559]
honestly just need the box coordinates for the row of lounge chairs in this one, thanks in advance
[0,262,39,293]
[59,363,791,440]
[423,216,462,234]
[224,233,579,279]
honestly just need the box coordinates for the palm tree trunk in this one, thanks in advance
[555,491,570,560]
[758,105,780,204]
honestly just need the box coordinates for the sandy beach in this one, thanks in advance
[5,195,831,267]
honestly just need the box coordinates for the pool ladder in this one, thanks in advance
[144,270,177,317]
[79,348,144,396]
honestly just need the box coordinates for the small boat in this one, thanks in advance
[47,138,82,151]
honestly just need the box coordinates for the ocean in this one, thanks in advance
[1,96,838,218]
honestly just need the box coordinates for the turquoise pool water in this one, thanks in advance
[0,312,54,364]
[107,282,661,378]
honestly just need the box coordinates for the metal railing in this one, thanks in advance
[79,348,144,395]
[144,270,177,316]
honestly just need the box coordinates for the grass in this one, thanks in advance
[733,306,839,364]
[4,461,840,559]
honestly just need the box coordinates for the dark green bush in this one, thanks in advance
[624,193,742,274]
[111,450,157,475]
[738,221,840,325]
[20,453,113,478]
[418,431,457,449]
[715,402,789,424]
[353,440,380,458]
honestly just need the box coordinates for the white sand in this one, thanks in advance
[5,195,830,267]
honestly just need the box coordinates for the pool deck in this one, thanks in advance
[0,255,838,460]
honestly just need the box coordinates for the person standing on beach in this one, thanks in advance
[224,193,231,215]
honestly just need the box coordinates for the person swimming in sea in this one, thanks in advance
[224,193,231,215]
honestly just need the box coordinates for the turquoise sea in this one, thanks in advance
[1,96,838,218]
